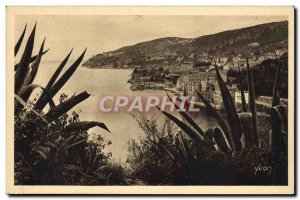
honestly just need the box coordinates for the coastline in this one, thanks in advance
[82,65,133,70]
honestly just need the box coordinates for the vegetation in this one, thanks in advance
[14,24,127,185]
[128,57,288,185]
[227,53,288,98]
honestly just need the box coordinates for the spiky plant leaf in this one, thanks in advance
[15,49,49,71]
[34,49,73,110]
[19,84,55,108]
[15,23,27,56]
[23,38,46,87]
[158,107,203,142]
[238,112,255,147]
[278,105,288,134]
[166,92,204,138]
[44,91,90,122]
[65,121,110,133]
[204,128,214,142]
[176,132,189,162]
[15,24,36,94]
[49,49,86,97]
[46,49,73,90]
[272,65,284,107]
[246,58,258,146]
[212,127,229,153]
[238,63,247,112]
[271,105,288,157]
[215,65,243,151]
[195,90,233,150]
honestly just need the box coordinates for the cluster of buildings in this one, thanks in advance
[175,65,248,110]
[128,65,181,91]
[129,48,288,111]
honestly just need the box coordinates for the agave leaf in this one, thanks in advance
[46,49,73,90]
[166,92,204,138]
[278,105,288,133]
[15,23,27,56]
[15,24,36,94]
[49,49,86,98]
[34,49,73,110]
[195,89,233,150]
[23,38,46,87]
[272,105,288,134]
[238,112,255,147]
[35,49,86,111]
[212,127,229,153]
[45,91,90,122]
[65,121,110,133]
[180,132,190,153]
[15,49,50,71]
[271,105,287,157]
[215,65,242,151]
[246,58,258,146]
[177,132,189,161]
[163,88,180,95]
[204,128,214,142]
[205,128,221,152]
[272,65,283,107]
[238,63,247,112]
[19,84,55,108]
[158,107,203,141]
[282,131,287,154]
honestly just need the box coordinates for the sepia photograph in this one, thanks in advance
[6,6,294,195]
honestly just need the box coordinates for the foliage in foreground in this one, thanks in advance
[15,94,128,185]
[14,24,127,185]
[128,114,287,185]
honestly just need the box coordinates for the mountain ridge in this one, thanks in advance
[83,21,288,68]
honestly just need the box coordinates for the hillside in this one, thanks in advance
[83,21,288,68]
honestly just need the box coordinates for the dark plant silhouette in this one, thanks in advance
[14,24,128,185]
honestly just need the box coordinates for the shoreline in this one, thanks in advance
[82,65,133,70]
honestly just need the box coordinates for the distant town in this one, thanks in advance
[127,48,288,113]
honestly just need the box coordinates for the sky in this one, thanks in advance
[15,15,287,62]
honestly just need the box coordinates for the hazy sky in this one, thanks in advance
[15,15,287,62]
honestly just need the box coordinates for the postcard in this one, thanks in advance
[6,6,295,195]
